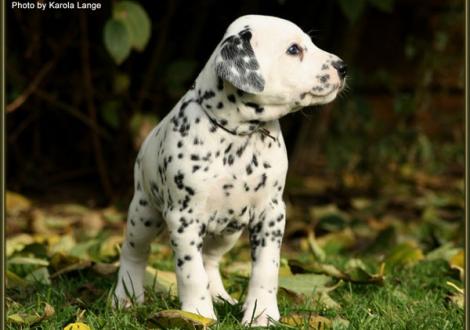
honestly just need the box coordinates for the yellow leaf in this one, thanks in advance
[30,209,51,234]
[450,250,464,268]
[449,250,464,281]
[150,309,216,330]
[223,261,251,278]
[446,281,464,309]
[279,258,293,277]
[6,191,32,215]
[351,197,372,210]
[7,313,27,323]
[281,313,332,329]
[8,256,49,267]
[385,241,423,272]
[49,235,76,255]
[63,322,92,330]
[100,235,123,258]
[6,234,34,257]
[145,266,178,296]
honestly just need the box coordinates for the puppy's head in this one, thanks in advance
[213,15,346,120]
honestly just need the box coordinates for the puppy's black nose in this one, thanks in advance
[332,60,347,79]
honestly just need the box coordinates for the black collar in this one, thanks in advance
[203,110,276,141]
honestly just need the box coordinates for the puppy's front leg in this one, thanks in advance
[167,213,216,320]
[242,206,286,327]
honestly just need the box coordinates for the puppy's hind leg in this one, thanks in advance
[114,192,164,308]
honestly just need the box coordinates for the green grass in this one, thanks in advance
[6,259,463,329]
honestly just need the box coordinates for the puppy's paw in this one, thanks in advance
[241,298,279,327]
[112,282,144,309]
[112,295,133,309]
[182,302,218,321]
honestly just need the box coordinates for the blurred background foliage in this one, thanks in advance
[6,0,464,206]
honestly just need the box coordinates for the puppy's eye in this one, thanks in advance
[286,43,302,56]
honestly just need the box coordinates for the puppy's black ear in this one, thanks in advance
[215,28,265,94]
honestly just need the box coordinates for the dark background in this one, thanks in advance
[6,0,465,207]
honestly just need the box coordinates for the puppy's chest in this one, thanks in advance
[183,133,285,193]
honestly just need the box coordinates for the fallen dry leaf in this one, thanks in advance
[6,191,32,216]
[145,266,178,296]
[384,241,424,272]
[281,313,332,329]
[7,302,55,326]
[149,309,216,330]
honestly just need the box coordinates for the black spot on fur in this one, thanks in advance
[254,173,267,191]
[244,102,264,113]
[217,78,224,90]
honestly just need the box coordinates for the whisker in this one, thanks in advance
[307,28,322,41]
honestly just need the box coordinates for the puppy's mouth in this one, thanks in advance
[304,84,340,99]
[310,79,346,97]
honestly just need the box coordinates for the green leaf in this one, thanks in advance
[289,259,384,284]
[101,100,121,129]
[345,259,384,283]
[289,259,346,279]
[278,274,332,296]
[426,243,461,262]
[385,242,424,272]
[24,267,51,285]
[69,239,100,259]
[337,0,366,22]
[278,275,343,309]
[7,303,54,325]
[103,18,131,65]
[368,0,394,12]
[114,1,151,51]
[6,270,28,287]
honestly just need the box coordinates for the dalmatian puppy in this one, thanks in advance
[114,14,347,326]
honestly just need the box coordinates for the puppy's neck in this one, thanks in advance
[190,69,282,137]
